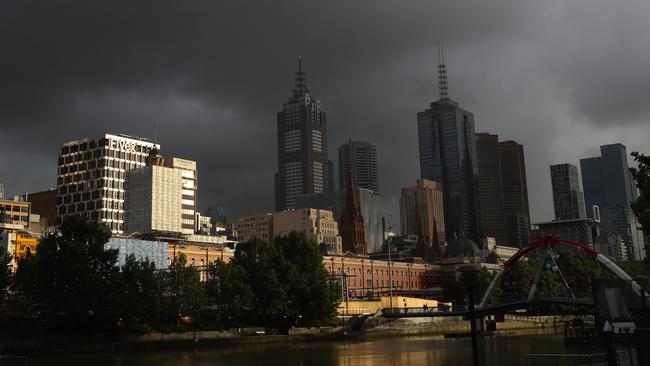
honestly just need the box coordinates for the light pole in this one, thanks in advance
[458,264,481,366]
[388,237,393,309]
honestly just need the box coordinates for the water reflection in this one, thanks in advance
[27,332,610,366]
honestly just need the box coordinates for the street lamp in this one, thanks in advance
[458,263,481,366]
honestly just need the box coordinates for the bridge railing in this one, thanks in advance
[382,305,467,316]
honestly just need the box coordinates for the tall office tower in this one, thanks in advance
[275,58,330,211]
[580,143,645,260]
[499,140,531,247]
[56,134,159,234]
[338,139,378,192]
[0,181,4,199]
[550,163,586,221]
[399,179,445,249]
[476,133,506,245]
[417,52,480,242]
[165,157,197,235]
[339,174,367,254]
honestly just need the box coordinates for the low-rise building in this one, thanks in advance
[1,230,39,270]
[236,213,273,243]
[105,237,168,269]
[0,196,31,230]
[273,208,342,254]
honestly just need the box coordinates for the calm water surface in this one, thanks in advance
[27,333,609,366]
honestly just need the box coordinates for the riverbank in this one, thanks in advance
[0,315,564,356]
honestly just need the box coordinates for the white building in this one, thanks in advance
[123,148,198,236]
[124,164,183,234]
[165,157,197,235]
[56,133,159,234]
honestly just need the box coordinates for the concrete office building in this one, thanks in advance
[123,147,198,236]
[580,143,645,261]
[550,163,586,221]
[273,208,342,254]
[399,179,445,250]
[236,213,274,243]
[417,56,480,242]
[338,140,378,192]
[124,166,182,235]
[275,58,332,211]
[23,189,57,228]
[165,157,197,235]
[0,197,31,230]
[295,188,383,253]
[56,133,159,234]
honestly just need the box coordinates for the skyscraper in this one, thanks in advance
[476,133,506,244]
[580,143,645,260]
[417,51,480,242]
[275,58,331,211]
[550,163,586,221]
[499,140,530,247]
[56,134,159,234]
[338,140,378,192]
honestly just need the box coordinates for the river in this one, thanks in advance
[23,332,623,366]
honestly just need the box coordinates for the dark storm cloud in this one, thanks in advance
[1,0,649,225]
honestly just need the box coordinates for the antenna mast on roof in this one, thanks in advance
[437,42,449,101]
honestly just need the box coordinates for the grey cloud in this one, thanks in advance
[1,0,649,226]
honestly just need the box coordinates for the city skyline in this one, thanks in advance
[2,1,650,231]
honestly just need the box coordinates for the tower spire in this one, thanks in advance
[294,56,309,95]
[437,43,449,101]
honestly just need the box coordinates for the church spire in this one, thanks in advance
[340,170,367,254]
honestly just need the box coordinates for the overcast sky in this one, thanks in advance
[1,0,649,228]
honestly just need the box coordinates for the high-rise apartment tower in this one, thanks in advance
[550,163,586,221]
[338,140,378,192]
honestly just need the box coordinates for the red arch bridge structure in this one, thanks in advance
[382,236,648,318]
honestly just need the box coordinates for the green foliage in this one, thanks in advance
[161,253,207,321]
[227,232,341,327]
[441,268,497,304]
[0,244,11,302]
[275,232,341,326]
[13,216,119,322]
[205,259,253,325]
[630,152,650,259]
[233,238,288,326]
[115,254,164,326]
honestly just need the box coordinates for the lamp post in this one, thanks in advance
[458,264,481,366]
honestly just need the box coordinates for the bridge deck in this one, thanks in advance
[381,297,593,318]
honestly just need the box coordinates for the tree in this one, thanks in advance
[14,216,119,322]
[441,268,497,304]
[161,253,206,323]
[0,244,11,313]
[274,232,341,326]
[630,152,650,260]
[115,254,163,326]
[204,259,253,326]
[232,238,288,327]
